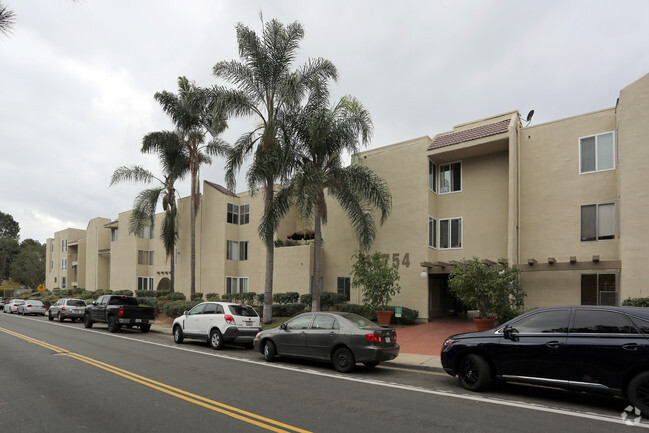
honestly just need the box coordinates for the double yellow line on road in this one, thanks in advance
[0,326,312,433]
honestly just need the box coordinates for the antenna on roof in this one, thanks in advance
[524,109,534,126]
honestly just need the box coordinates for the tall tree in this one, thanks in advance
[110,132,189,292]
[213,18,337,323]
[0,211,19,239]
[0,2,15,37]
[0,237,19,280]
[284,86,392,312]
[153,77,227,294]
[10,240,45,289]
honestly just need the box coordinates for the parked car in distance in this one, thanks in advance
[253,312,400,373]
[0,297,5,311]
[172,302,261,350]
[441,305,649,415]
[49,298,87,322]
[17,300,46,316]
[4,299,25,314]
[84,295,156,333]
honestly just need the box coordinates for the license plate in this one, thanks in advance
[135,319,142,323]
[385,337,391,343]
[74,309,83,314]
[245,321,253,326]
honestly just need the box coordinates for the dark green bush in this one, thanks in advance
[221,292,257,304]
[169,292,186,301]
[113,290,134,296]
[137,297,159,309]
[300,294,312,305]
[334,303,371,318]
[333,304,419,325]
[191,292,204,302]
[163,301,200,318]
[321,292,347,309]
[256,293,265,304]
[135,290,170,298]
[206,293,220,301]
[272,292,299,304]
[622,297,649,307]
[254,303,306,317]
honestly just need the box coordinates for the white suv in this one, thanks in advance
[172,302,261,350]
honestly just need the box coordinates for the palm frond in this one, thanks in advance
[110,165,156,186]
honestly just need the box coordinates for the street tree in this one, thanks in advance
[0,2,15,37]
[284,84,391,312]
[10,241,45,288]
[213,17,337,323]
[153,76,227,294]
[0,237,19,280]
[0,211,19,239]
[110,133,189,292]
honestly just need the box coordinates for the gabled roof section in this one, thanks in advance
[428,118,512,150]
[205,181,238,198]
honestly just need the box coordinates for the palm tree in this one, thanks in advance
[110,132,189,292]
[153,76,227,294]
[284,85,392,312]
[213,18,337,323]
[0,2,15,37]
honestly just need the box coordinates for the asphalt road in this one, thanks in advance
[0,312,646,432]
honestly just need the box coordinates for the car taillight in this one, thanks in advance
[224,314,235,324]
[27,305,32,308]
[62,307,66,311]
[118,308,124,317]
[365,333,383,343]
[393,331,397,343]
[152,310,156,318]
[42,306,46,309]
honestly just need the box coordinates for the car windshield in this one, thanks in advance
[67,300,86,306]
[228,305,258,317]
[339,313,382,330]
[27,301,42,305]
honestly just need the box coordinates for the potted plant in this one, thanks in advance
[351,251,401,326]
[448,257,525,331]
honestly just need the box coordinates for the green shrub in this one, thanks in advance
[321,292,347,309]
[163,301,200,318]
[113,290,134,296]
[221,292,257,304]
[254,303,306,317]
[206,293,220,301]
[334,303,371,318]
[256,293,265,304]
[169,292,186,301]
[272,292,299,304]
[137,297,159,309]
[135,290,170,298]
[622,297,649,307]
[300,294,312,305]
[191,292,204,302]
[333,304,420,325]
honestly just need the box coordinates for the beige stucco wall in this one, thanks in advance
[46,228,85,290]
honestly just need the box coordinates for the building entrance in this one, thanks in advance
[428,274,463,318]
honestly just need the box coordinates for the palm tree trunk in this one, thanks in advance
[311,206,323,313]
[190,167,197,295]
[263,181,274,324]
[170,246,175,293]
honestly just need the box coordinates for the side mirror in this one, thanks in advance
[503,325,519,341]
[92,301,97,306]
[184,311,188,317]
[280,323,287,331]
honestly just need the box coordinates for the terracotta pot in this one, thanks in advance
[375,310,393,327]
[473,316,497,331]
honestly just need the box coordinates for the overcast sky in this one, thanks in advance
[2,0,649,243]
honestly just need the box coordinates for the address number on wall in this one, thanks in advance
[383,252,410,269]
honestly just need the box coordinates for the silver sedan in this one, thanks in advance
[253,312,400,373]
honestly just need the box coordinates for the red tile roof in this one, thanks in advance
[428,118,512,150]
[205,181,238,197]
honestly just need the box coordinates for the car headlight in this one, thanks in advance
[442,338,455,349]
[255,332,261,339]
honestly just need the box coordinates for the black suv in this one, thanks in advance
[441,306,649,414]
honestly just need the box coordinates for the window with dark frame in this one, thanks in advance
[581,203,615,241]
[439,162,461,193]
[227,203,239,224]
[337,277,350,301]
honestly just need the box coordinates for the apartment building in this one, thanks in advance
[46,72,649,320]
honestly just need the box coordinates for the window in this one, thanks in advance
[580,131,615,173]
[337,277,350,301]
[239,204,250,225]
[204,303,217,314]
[239,241,249,261]
[239,277,248,293]
[139,225,154,239]
[226,276,249,294]
[581,203,615,241]
[111,228,118,242]
[226,241,239,260]
[137,250,154,265]
[227,203,239,224]
[439,218,462,249]
[439,162,461,193]
[62,258,67,271]
[137,276,155,291]
[51,242,54,252]
[581,274,617,306]
[510,310,570,334]
[570,310,637,334]
[54,277,57,283]
[61,277,66,288]
[428,216,437,248]
[188,303,205,315]
[428,160,437,192]
[50,260,53,270]
[286,314,313,330]
[312,314,339,330]
[62,239,67,252]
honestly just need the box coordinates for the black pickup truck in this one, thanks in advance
[83,295,156,333]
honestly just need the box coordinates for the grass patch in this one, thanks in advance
[262,317,291,330]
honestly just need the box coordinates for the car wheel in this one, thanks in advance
[263,340,277,362]
[108,316,121,333]
[173,325,184,344]
[628,371,649,416]
[49,312,53,321]
[83,313,93,328]
[209,329,224,350]
[140,324,151,333]
[58,313,65,323]
[458,354,492,391]
[332,347,355,373]
[363,361,380,368]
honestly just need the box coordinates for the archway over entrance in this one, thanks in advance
[157,277,171,292]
